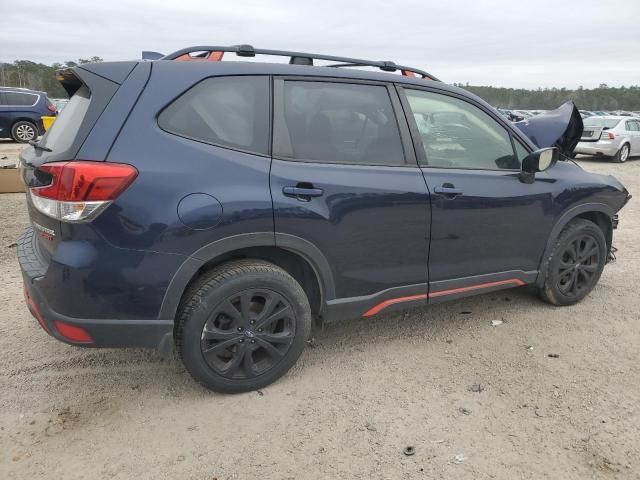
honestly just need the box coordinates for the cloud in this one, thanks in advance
[1,0,638,87]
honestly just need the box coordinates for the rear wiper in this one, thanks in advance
[28,140,52,152]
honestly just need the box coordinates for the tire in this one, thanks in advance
[539,218,606,306]
[11,121,37,143]
[612,143,630,163]
[176,259,312,393]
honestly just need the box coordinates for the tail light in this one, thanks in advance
[601,131,615,140]
[29,161,138,222]
[47,103,57,113]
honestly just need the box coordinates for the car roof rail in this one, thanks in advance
[160,45,440,81]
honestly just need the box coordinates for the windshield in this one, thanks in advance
[583,118,621,128]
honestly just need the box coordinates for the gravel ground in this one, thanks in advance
[0,140,638,480]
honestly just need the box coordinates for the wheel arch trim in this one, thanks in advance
[536,202,614,286]
[157,232,335,321]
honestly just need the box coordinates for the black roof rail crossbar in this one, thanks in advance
[161,45,440,81]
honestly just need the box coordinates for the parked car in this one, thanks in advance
[18,46,630,393]
[497,108,524,122]
[50,98,69,112]
[579,110,595,118]
[0,87,56,142]
[513,109,533,119]
[574,116,640,162]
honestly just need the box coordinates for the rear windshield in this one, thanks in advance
[583,118,621,128]
[40,86,90,151]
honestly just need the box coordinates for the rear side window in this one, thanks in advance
[5,92,38,107]
[158,76,270,155]
[277,81,405,165]
[626,121,639,132]
[40,86,91,151]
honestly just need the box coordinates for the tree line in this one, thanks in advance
[1,58,639,110]
[0,58,103,98]
[458,83,640,111]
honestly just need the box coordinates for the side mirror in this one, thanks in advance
[520,147,559,184]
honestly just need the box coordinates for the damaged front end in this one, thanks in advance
[515,101,583,158]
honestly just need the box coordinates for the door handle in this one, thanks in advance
[434,184,462,197]
[283,185,324,200]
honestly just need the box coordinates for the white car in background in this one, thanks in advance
[574,116,640,162]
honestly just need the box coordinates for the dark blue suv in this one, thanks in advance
[0,87,56,142]
[18,46,631,392]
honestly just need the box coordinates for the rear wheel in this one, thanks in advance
[176,259,311,393]
[11,121,37,143]
[612,143,629,163]
[539,219,606,306]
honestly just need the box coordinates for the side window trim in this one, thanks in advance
[272,76,416,167]
[4,92,40,108]
[395,84,528,172]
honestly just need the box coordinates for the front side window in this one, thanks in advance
[279,81,405,165]
[5,92,38,107]
[158,76,270,155]
[405,89,519,170]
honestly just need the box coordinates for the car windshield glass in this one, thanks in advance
[583,118,621,128]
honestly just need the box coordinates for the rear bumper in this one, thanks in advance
[574,141,619,157]
[23,278,173,348]
[18,226,175,349]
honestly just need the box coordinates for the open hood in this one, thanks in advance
[514,101,583,157]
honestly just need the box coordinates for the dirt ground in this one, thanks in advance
[0,139,638,480]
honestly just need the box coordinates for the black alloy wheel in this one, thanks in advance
[539,218,606,306]
[556,234,601,298]
[200,289,296,380]
[177,259,311,393]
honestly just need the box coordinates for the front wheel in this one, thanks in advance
[539,219,606,306]
[176,259,311,393]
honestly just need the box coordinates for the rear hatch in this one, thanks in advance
[19,62,136,260]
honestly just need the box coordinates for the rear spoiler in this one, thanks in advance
[142,51,165,60]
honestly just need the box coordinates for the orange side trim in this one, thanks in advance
[362,279,526,317]
[362,293,428,317]
[428,279,525,298]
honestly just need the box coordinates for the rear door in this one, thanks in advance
[270,78,431,309]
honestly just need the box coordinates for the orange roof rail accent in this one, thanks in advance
[175,51,224,62]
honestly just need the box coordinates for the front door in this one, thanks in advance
[270,78,431,317]
[399,87,556,300]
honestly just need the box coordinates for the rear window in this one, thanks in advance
[40,86,91,151]
[158,76,270,155]
[5,91,39,107]
[583,118,621,128]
